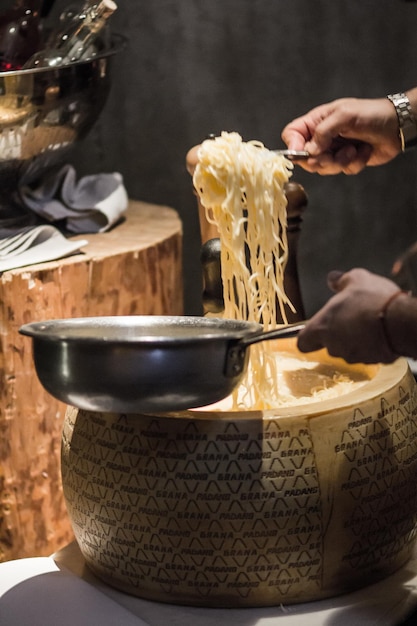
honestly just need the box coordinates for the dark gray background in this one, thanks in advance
[53,0,417,315]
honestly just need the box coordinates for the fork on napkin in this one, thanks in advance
[0,225,88,272]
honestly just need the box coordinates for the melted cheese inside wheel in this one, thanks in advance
[194,350,370,412]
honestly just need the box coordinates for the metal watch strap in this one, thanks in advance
[387,92,417,152]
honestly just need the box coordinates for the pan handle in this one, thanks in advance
[224,321,306,378]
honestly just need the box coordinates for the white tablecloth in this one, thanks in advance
[1,541,417,625]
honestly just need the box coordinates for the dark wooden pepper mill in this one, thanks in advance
[186,147,308,323]
[281,181,308,322]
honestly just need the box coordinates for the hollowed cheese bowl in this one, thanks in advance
[60,339,417,607]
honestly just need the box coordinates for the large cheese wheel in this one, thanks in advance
[61,345,417,607]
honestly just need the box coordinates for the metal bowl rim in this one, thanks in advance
[19,315,263,344]
[0,32,128,78]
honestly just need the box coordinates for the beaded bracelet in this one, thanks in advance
[378,290,410,355]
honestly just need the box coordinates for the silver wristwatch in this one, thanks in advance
[387,92,417,152]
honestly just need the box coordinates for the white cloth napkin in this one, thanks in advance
[19,165,128,234]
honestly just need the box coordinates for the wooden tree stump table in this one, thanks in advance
[0,199,183,562]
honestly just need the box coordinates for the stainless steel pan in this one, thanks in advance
[19,316,304,413]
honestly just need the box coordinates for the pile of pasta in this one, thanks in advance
[193,132,363,410]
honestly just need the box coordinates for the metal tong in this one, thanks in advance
[274,149,310,161]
